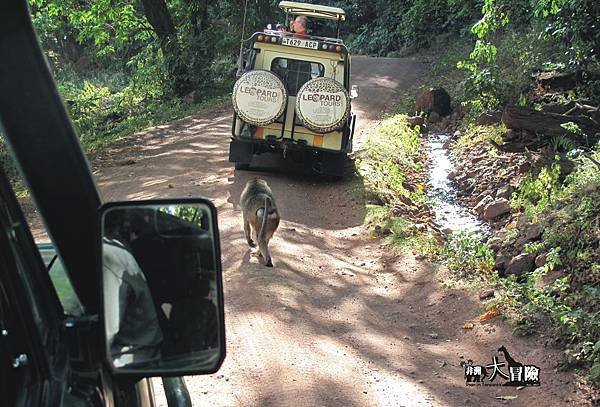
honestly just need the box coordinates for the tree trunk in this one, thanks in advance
[140,0,191,96]
[502,106,600,142]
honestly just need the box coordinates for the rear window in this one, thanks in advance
[271,58,325,96]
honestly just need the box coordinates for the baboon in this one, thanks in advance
[240,178,280,267]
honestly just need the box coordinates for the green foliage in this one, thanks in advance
[505,146,600,377]
[358,114,426,205]
[443,231,495,275]
[456,0,598,115]
[365,205,438,254]
[454,124,505,151]
[511,162,563,219]
[333,0,481,56]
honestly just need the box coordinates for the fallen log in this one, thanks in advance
[540,100,600,122]
[534,70,600,92]
[502,106,600,141]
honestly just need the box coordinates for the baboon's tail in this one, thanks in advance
[258,195,270,243]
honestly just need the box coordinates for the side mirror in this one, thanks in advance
[350,85,359,99]
[99,198,225,376]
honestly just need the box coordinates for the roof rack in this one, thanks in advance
[278,1,346,22]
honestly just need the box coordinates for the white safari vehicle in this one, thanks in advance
[229,1,358,178]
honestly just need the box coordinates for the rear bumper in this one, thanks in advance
[230,112,355,155]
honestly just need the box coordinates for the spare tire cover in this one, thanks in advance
[232,70,287,127]
[296,77,351,133]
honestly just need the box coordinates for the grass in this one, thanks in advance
[364,204,438,255]
[358,114,427,205]
[453,123,505,152]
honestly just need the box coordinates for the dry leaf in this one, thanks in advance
[479,309,499,321]
[462,322,475,329]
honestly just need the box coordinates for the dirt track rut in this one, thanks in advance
[80,56,582,405]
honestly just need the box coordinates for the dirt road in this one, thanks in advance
[79,56,583,405]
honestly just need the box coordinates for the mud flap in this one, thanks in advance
[229,139,254,164]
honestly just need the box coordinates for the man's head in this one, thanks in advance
[291,15,308,34]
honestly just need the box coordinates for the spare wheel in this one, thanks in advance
[232,70,287,127]
[296,77,351,133]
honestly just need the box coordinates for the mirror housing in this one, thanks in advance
[350,85,359,99]
[99,198,225,377]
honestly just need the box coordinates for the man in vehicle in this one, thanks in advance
[103,236,163,368]
[290,14,310,38]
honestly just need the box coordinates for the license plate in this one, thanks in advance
[281,37,319,50]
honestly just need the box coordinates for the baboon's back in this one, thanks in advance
[240,179,277,213]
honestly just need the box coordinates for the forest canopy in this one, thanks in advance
[13,0,598,159]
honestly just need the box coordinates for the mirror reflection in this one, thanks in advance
[102,203,221,372]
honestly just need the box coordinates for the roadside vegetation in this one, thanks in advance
[1,0,283,181]
[356,0,600,389]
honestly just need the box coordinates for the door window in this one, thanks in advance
[271,58,325,96]
[38,244,84,317]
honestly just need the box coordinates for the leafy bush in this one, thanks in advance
[358,114,426,205]
[507,145,600,378]
[339,0,481,55]
[443,231,495,275]
[511,162,563,219]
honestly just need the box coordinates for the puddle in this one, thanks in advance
[426,132,489,235]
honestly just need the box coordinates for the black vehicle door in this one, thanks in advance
[0,166,69,406]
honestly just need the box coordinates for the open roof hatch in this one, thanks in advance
[278,1,346,22]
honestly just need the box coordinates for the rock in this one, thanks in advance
[479,289,495,301]
[534,268,564,289]
[506,253,535,276]
[454,174,467,184]
[502,130,520,142]
[483,198,510,220]
[494,254,509,273]
[398,194,414,207]
[474,195,494,216]
[535,253,547,268]
[402,181,416,192]
[559,158,575,178]
[514,237,529,250]
[534,70,600,92]
[408,116,425,129]
[525,223,542,241]
[465,169,478,178]
[428,111,441,124]
[495,184,513,200]
[515,214,529,228]
[454,130,462,138]
[487,237,503,251]
[442,227,453,236]
[476,111,502,126]
[416,88,452,116]
[447,170,457,180]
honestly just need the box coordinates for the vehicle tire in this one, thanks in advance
[235,163,251,171]
[318,152,346,180]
